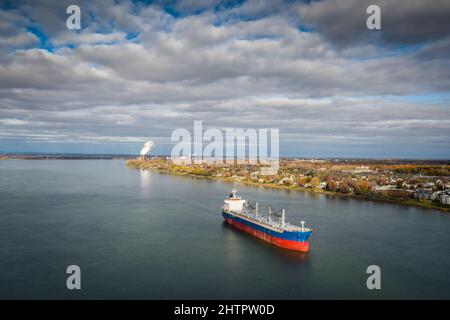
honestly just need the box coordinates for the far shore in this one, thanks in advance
[126,159,450,213]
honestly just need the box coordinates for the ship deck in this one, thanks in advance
[223,208,310,233]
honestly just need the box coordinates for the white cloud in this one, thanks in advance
[0,118,29,126]
[52,31,127,46]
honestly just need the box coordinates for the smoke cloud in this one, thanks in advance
[140,140,154,156]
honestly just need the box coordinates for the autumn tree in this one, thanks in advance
[353,180,369,194]
[297,177,308,187]
[339,181,351,194]
[327,180,338,191]
[310,177,320,189]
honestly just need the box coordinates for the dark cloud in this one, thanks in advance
[298,0,450,47]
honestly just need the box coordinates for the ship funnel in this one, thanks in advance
[300,221,305,232]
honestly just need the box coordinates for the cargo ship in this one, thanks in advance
[222,189,312,252]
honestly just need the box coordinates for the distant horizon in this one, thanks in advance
[2,150,450,162]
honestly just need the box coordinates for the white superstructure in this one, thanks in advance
[223,188,246,212]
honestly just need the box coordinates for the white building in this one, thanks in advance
[439,194,450,205]
[414,188,433,200]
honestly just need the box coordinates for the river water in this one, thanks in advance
[0,160,449,299]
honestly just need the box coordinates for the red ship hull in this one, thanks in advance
[224,215,310,252]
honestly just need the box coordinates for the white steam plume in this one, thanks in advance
[140,140,155,156]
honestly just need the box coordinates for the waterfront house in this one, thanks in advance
[414,188,433,200]
[431,192,441,201]
[440,194,450,205]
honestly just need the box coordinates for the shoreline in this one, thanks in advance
[126,161,450,213]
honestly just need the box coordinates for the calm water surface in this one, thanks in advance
[0,160,449,299]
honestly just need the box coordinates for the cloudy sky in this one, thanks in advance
[0,0,449,158]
